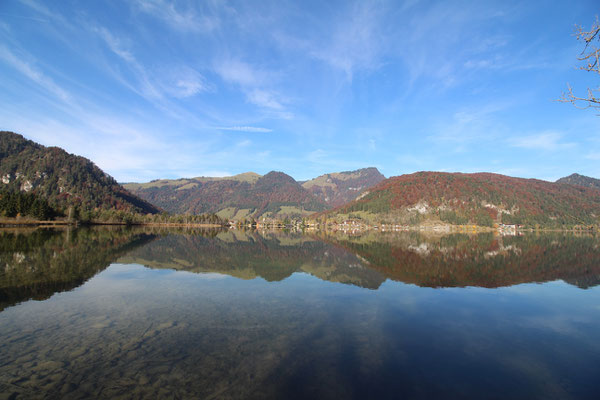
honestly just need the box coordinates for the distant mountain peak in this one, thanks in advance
[556,173,600,190]
[260,171,297,184]
[301,167,385,207]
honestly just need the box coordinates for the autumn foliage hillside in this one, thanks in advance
[0,131,161,217]
[326,171,600,227]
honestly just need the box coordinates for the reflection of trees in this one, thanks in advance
[8,227,594,303]
[321,232,600,289]
[0,227,157,310]
[119,229,600,290]
[119,230,386,289]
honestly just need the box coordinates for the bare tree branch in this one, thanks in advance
[559,16,600,110]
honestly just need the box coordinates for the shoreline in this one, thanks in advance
[0,219,224,228]
[0,218,595,233]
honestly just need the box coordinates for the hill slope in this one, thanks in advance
[301,167,385,207]
[0,131,160,215]
[556,173,600,190]
[124,171,328,219]
[320,171,600,228]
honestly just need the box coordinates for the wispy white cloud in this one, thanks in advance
[17,0,68,24]
[215,59,267,87]
[216,126,272,133]
[92,26,208,101]
[132,0,219,33]
[0,12,49,23]
[394,2,529,90]
[246,89,285,111]
[429,102,512,147]
[510,131,576,151]
[92,26,162,99]
[0,45,70,102]
[309,1,387,81]
[94,26,136,64]
[157,65,209,98]
[464,58,496,69]
[214,58,291,118]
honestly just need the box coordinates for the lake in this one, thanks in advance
[0,227,599,399]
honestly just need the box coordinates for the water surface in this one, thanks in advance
[1,228,599,399]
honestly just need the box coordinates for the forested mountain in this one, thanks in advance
[124,167,384,220]
[556,173,600,190]
[301,167,385,207]
[124,171,328,220]
[5,130,598,227]
[320,171,600,228]
[0,131,160,217]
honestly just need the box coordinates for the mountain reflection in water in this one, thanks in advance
[0,228,599,399]
[121,229,600,289]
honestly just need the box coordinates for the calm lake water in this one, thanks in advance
[1,227,599,399]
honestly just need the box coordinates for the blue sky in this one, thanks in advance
[1,0,599,182]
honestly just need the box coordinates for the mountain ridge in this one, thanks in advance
[123,167,386,219]
[4,131,599,228]
[124,170,328,219]
[318,171,600,228]
[0,131,160,216]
